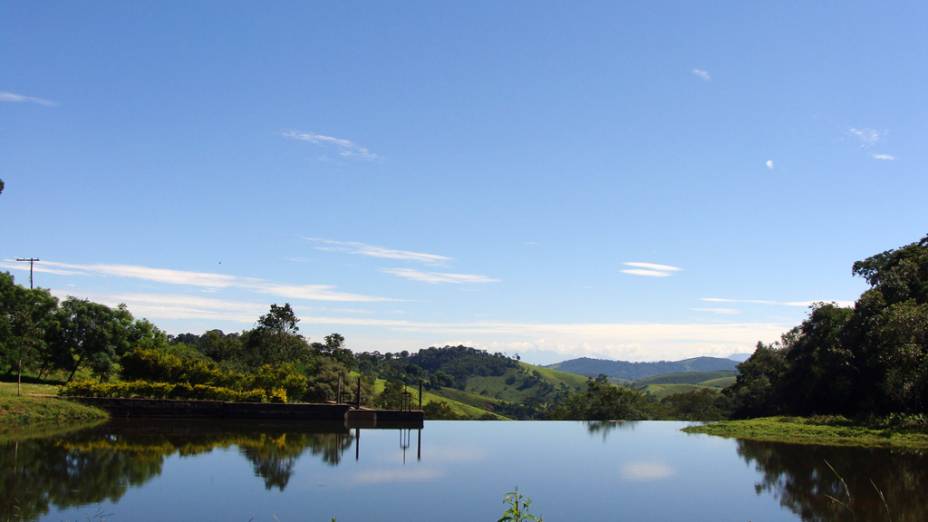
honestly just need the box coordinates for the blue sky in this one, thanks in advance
[2,1,926,363]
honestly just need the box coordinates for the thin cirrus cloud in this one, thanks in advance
[621,262,682,278]
[872,153,896,161]
[691,68,711,81]
[691,307,741,316]
[282,130,378,160]
[701,297,854,308]
[37,286,792,360]
[305,237,451,264]
[765,160,775,171]
[382,268,500,285]
[0,90,56,107]
[5,259,394,303]
[848,127,882,147]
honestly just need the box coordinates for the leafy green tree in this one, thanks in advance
[0,273,58,385]
[724,235,928,417]
[659,388,729,420]
[725,342,789,418]
[376,379,409,409]
[780,304,855,414]
[844,235,928,413]
[47,298,134,382]
[549,375,656,420]
[197,329,243,362]
[242,304,311,367]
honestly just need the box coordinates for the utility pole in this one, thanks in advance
[14,259,39,397]
[15,258,40,289]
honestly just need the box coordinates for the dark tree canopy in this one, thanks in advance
[727,234,928,417]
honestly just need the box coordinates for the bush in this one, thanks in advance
[245,364,307,401]
[60,380,273,402]
[121,347,237,387]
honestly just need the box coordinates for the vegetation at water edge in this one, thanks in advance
[685,415,928,448]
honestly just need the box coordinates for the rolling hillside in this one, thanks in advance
[548,356,738,381]
[635,370,736,386]
[365,347,589,419]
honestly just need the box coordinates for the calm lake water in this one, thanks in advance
[2,419,926,521]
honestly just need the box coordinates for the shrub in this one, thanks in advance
[60,380,274,402]
[268,388,288,403]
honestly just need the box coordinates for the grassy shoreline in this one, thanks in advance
[684,416,928,449]
[0,382,109,435]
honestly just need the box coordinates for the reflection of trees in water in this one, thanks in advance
[737,440,928,522]
[1,437,164,521]
[585,420,636,441]
[0,421,355,521]
[237,432,354,490]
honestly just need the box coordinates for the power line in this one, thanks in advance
[15,258,40,289]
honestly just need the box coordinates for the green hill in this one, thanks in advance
[549,356,738,381]
[641,383,718,399]
[636,370,736,386]
[363,346,589,419]
[372,378,505,419]
[699,375,737,388]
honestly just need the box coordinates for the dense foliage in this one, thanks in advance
[726,235,928,418]
[0,273,366,405]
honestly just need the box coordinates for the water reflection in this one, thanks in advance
[736,439,928,522]
[585,420,636,441]
[3,421,928,521]
[0,420,412,521]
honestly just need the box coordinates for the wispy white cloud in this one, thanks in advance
[848,127,883,148]
[28,260,393,302]
[382,268,499,284]
[306,238,451,264]
[872,153,895,161]
[250,283,393,303]
[765,159,775,171]
[624,262,682,272]
[0,261,84,276]
[282,130,377,160]
[622,262,681,278]
[49,290,266,323]
[621,269,672,278]
[0,91,56,107]
[701,297,854,308]
[691,307,741,316]
[691,68,711,81]
[39,287,791,361]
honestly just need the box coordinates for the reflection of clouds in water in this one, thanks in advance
[354,468,444,484]
[620,462,675,481]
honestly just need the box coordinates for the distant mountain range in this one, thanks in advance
[726,353,753,362]
[547,356,739,382]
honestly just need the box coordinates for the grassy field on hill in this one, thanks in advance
[371,378,506,419]
[0,381,108,432]
[641,383,717,399]
[462,363,587,404]
[636,370,735,386]
[699,376,737,388]
[636,371,736,399]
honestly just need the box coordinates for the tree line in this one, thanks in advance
[724,234,928,418]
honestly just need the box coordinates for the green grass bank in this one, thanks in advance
[0,381,109,433]
[684,416,928,449]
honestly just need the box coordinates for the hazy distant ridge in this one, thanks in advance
[547,356,738,381]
